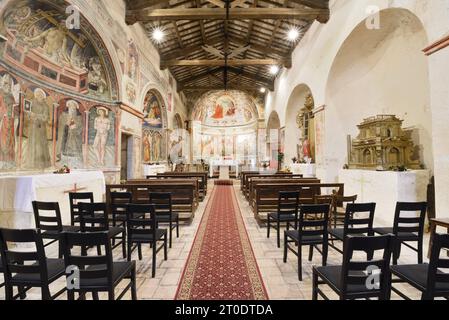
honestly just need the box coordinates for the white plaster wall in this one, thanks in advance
[266,0,449,217]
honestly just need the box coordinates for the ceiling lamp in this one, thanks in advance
[0,34,7,42]
[260,87,266,93]
[152,27,165,43]
[269,65,280,75]
[287,27,300,42]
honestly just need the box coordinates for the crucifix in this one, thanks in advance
[64,183,87,194]
[352,174,371,202]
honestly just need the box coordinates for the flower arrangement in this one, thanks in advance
[54,165,71,174]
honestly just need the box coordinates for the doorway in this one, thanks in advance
[120,133,132,181]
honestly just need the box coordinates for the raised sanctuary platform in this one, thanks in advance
[338,169,430,225]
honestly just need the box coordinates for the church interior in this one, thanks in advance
[0,0,448,302]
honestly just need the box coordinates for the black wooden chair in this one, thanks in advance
[0,228,66,300]
[313,234,394,300]
[32,201,79,258]
[78,202,126,258]
[374,202,427,264]
[328,203,376,255]
[69,192,94,226]
[62,231,137,300]
[110,192,133,228]
[126,204,168,278]
[149,192,180,248]
[267,191,300,248]
[284,204,330,281]
[331,195,358,228]
[390,233,449,300]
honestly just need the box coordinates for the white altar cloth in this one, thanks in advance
[0,171,106,221]
[143,164,167,177]
[291,163,316,178]
[209,160,239,178]
[338,169,430,225]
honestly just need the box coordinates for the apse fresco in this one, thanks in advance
[0,1,119,172]
[142,90,166,163]
[192,90,258,127]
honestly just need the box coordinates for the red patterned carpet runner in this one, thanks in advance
[176,185,268,300]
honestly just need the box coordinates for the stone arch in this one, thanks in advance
[284,84,315,164]
[324,8,431,179]
[173,113,183,129]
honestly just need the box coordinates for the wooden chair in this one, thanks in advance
[149,192,180,248]
[267,191,300,248]
[126,204,168,278]
[390,233,449,300]
[374,202,427,264]
[110,192,133,228]
[78,202,126,258]
[313,234,393,300]
[62,231,137,300]
[284,204,330,281]
[68,192,94,226]
[331,195,357,228]
[32,201,79,258]
[328,203,376,256]
[0,228,66,300]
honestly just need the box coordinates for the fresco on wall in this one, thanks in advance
[192,90,257,127]
[0,72,20,169]
[142,90,166,163]
[88,106,115,167]
[1,1,116,100]
[56,99,85,168]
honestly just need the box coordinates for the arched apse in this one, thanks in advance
[284,84,314,164]
[324,8,432,181]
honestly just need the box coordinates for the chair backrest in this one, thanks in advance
[298,204,330,240]
[0,228,49,285]
[78,202,109,232]
[393,202,427,237]
[149,192,172,216]
[277,191,300,217]
[126,204,157,237]
[426,233,449,297]
[343,203,376,237]
[62,231,113,288]
[69,192,94,223]
[110,192,132,218]
[333,194,357,209]
[32,201,63,233]
[314,195,334,205]
[341,235,393,298]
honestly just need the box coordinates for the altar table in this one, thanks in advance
[143,164,167,177]
[0,171,106,225]
[291,163,316,178]
[209,160,239,178]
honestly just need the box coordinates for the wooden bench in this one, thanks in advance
[242,173,300,198]
[106,181,198,222]
[252,183,345,223]
[151,172,208,200]
[248,177,320,203]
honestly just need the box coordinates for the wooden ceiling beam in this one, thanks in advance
[161,58,291,68]
[126,0,170,11]
[161,36,223,60]
[288,0,329,9]
[126,7,330,24]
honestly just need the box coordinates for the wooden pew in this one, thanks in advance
[252,183,345,223]
[106,181,198,222]
[240,171,260,191]
[151,172,208,200]
[248,177,320,204]
[243,173,302,199]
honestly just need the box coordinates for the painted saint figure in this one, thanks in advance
[93,107,110,166]
[0,74,16,164]
[143,131,151,163]
[26,88,51,169]
[59,100,83,165]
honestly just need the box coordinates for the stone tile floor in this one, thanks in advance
[0,181,435,300]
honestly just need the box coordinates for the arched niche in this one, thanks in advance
[325,8,431,178]
[142,88,167,163]
[173,113,183,130]
[284,84,316,164]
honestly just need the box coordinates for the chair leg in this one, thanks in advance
[67,290,75,300]
[97,245,102,256]
[277,221,281,248]
[41,286,51,300]
[298,244,302,281]
[5,285,13,300]
[308,245,314,262]
[283,233,288,263]
[152,242,157,278]
[176,219,180,238]
[131,265,137,300]
[58,240,64,259]
[312,269,318,300]
[127,241,132,262]
[418,241,423,264]
[138,243,143,260]
[267,216,271,239]
[122,231,126,259]
[108,289,115,300]
[169,223,173,248]
[93,292,99,300]
[164,236,168,260]
[322,243,328,266]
